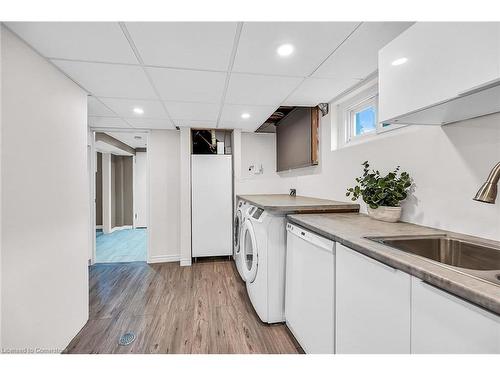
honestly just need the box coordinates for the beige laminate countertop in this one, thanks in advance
[237,194,359,214]
[287,212,500,315]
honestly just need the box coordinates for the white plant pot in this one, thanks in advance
[367,206,402,223]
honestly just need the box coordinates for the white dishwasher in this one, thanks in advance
[285,222,335,354]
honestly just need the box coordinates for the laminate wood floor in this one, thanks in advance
[64,259,302,354]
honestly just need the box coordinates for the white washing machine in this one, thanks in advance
[241,207,286,323]
[233,200,249,281]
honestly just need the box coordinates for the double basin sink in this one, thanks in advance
[366,235,500,286]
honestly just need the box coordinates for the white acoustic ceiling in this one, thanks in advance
[6,22,139,64]
[52,60,158,99]
[146,67,227,103]
[232,22,360,76]
[125,22,238,71]
[225,73,303,106]
[6,21,413,132]
[100,98,168,119]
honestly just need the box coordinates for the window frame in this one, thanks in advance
[335,80,406,150]
[345,94,378,143]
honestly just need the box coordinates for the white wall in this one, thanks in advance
[234,132,290,195]
[1,27,89,351]
[0,24,3,346]
[237,111,500,242]
[148,130,181,263]
[179,128,191,266]
[101,152,112,234]
[134,151,148,228]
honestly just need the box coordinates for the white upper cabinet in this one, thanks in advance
[379,22,500,125]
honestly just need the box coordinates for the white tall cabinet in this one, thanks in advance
[379,22,500,124]
[191,154,232,258]
[411,277,500,354]
[335,243,411,353]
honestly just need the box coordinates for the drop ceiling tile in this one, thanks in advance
[283,77,362,106]
[88,116,131,129]
[99,98,168,119]
[88,96,116,116]
[164,102,219,121]
[225,73,302,106]
[174,120,217,129]
[52,60,157,99]
[232,22,359,76]
[219,104,277,132]
[126,118,174,130]
[7,22,138,64]
[125,22,237,70]
[146,67,226,103]
[313,22,414,79]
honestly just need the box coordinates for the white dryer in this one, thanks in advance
[241,207,286,323]
[233,200,249,281]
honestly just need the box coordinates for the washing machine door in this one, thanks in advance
[242,220,258,283]
[234,210,242,252]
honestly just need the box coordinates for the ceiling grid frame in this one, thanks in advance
[118,22,176,129]
[2,23,132,129]
[281,22,363,106]
[4,21,414,132]
[216,22,243,128]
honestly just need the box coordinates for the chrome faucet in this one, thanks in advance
[474,161,500,204]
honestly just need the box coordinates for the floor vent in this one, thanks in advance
[118,332,136,346]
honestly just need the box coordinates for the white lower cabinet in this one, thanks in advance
[411,277,500,353]
[285,232,500,354]
[335,243,411,353]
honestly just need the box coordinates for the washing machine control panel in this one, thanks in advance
[252,208,264,220]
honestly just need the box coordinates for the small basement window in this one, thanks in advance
[335,79,405,150]
[347,95,377,141]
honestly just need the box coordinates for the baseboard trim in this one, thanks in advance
[180,258,192,267]
[148,255,180,264]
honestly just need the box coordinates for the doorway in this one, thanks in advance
[90,130,149,264]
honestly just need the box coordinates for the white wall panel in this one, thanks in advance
[148,130,180,262]
[1,27,89,351]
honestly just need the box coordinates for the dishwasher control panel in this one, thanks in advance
[286,222,334,252]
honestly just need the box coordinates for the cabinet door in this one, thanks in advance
[191,155,232,257]
[336,243,411,353]
[285,226,335,354]
[411,277,500,353]
[379,22,500,123]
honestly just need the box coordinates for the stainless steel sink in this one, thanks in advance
[366,235,500,286]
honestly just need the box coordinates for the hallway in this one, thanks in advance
[96,228,147,263]
[64,260,301,354]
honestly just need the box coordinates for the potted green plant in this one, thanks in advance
[346,161,413,222]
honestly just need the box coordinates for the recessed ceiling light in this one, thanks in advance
[241,113,251,119]
[391,57,408,66]
[277,43,294,57]
[133,107,144,115]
